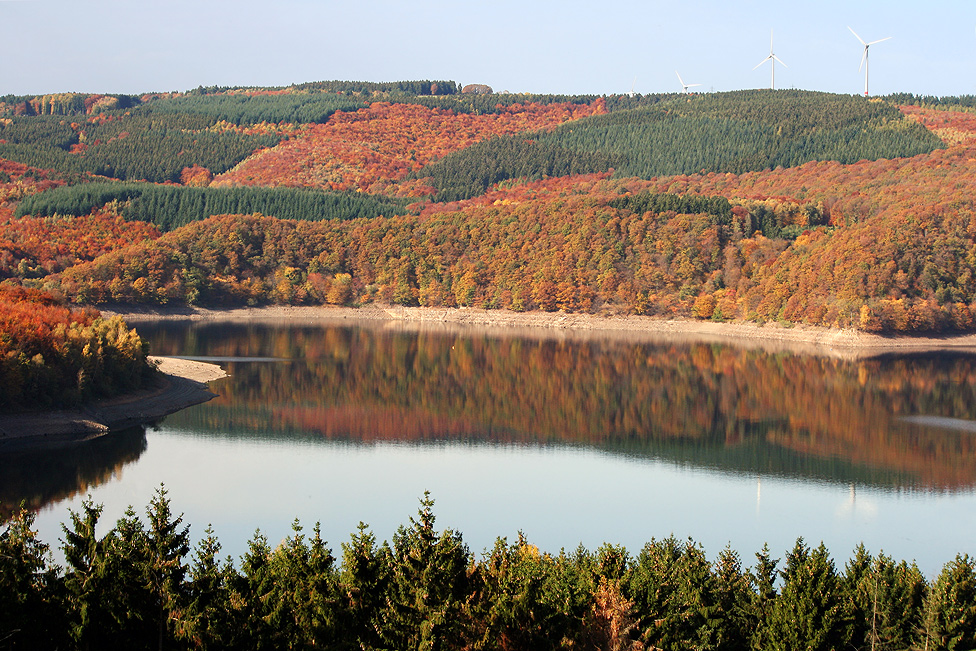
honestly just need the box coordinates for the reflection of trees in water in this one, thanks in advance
[0,427,147,520]
[144,322,976,490]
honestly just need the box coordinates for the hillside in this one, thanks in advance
[1,83,974,333]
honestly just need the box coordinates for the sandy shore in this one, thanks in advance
[109,304,976,357]
[0,357,227,449]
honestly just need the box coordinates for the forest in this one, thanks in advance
[0,111,283,183]
[5,81,976,651]
[1,488,974,651]
[14,182,410,231]
[0,285,154,411]
[1,81,976,404]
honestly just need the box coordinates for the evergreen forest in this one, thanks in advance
[2,489,975,651]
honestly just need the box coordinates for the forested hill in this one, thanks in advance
[412,90,943,200]
[1,82,975,333]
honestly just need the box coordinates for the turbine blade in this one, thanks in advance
[754,56,771,70]
[868,36,892,45]
[848,26,866,44]
[859,48,867,71]
[772,55,788,68]
[676,70,684,85]
[688,83,702,88]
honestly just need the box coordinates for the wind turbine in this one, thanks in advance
[753,30,787,89]
[675,71,701,94]
[848,26,892,96]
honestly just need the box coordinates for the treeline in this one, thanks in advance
[408,134,621,201]
[291,79,459,96]
[885,93,976,109]
[409,92,601,116]
[2,489,974,651]
[0,93,141,117]
[144,93,368,126]
[14,182,408,230]
[537,90,943,178]
[0,112,280,183]
[0,80,457,119]
[600,92,682,112]
[0,285,154,411]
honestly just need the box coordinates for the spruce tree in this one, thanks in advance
[62,498,114,651]
[178,525,239,650]
[843,546,926,651]
[341,522,391,649]
[143,485,191,651]
[234,530,275,650]
[712,546,755,651]
[922,554,976,651]
[0,507,64,650]
[263,520,343,649]
[762,539,851,651]
[380,492,473,651]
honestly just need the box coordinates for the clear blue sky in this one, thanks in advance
[3,0,974,98]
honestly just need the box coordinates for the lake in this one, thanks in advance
[9,319,976,577]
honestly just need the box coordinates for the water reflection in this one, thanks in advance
[143,321,976,492]
[12,320,976,577]
[0,427,147,518]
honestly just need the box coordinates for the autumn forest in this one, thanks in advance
[4,81,976,650]
[2,82,976,410]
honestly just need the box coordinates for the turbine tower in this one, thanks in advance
[753,30,787,89]
[675,71,701,94]
[848,26,892,96]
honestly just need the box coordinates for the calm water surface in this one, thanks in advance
[8,320,976,577]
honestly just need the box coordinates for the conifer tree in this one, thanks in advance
[380,491,473,651]
[762,539,851,651]
[922,554,976,651]
[0,507,63,650]
[748,544,779,651]
[143,485,191,651]
[106,506,154,650]
[843,545,926,651]
[263,520,343,649]
[712,546,755,651]
[234,530,275,650]
[62,499,114,651]
[341,522,391,649]
[178,525,239,651]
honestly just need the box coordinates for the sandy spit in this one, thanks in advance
[109,304,976,358]
[0,357,227,449]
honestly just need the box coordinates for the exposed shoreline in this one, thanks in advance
[0,357,227,450]
[6,304,974,446]
[109,303,976,358]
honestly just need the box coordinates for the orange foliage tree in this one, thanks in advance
[0,208,161,279]
[211,101,606,196]
[0,285,154,410]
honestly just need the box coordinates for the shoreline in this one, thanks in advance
[0,357,227,450]
[108,304,976,357]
